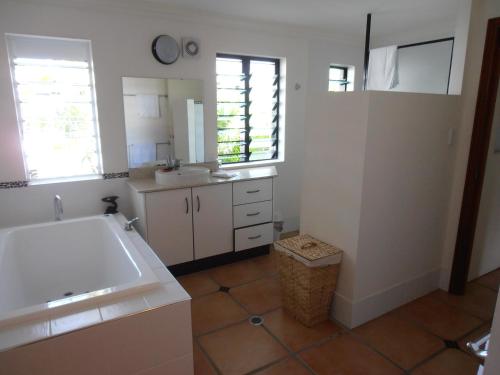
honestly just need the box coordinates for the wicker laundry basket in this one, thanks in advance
[274,234,342,327]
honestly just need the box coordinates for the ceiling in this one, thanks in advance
[143,0,462,38]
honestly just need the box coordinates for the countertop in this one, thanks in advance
[127,166,278,193]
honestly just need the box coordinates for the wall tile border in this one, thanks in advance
[0,172,129,189]
[0,180,28,189]
[102,171,129,179]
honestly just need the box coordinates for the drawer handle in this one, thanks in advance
[248,235,262,240]
[246,212,261,217]
[185,197,189,214]
[246,189,260,194]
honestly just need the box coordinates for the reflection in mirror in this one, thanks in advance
[122,77,204,168]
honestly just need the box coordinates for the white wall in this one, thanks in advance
[301,91,459,327]
[469,86,500,279]
[449,0,473,95]
[354,93,459,319]
[0,0,364,231]
[440,0,500,289]
[301,92,369,302]
[0,179,132,228]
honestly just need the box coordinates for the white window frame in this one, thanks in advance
[5,33,103,182]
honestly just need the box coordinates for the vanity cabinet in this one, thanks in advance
[145,184,233,266]
[192,184,233,260]
[128,166,278,272]
[146,188,194,265]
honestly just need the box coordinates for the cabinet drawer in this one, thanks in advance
[235,223,273,252]
[233,178,272,205]
[233,201,272,228]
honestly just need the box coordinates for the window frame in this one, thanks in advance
[6,34,103,181]
[216,53,280,165]
[329,65,349,92]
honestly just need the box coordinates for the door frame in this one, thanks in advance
[449,17,500,294]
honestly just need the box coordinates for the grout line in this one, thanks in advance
[405,347,448,372]
[194,316,250,338]
[343,331,408,373]
[194,338,223,375]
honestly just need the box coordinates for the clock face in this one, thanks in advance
[152,35,180,65]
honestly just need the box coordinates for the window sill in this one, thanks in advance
[219,159,284,170]
[28,174,104,186]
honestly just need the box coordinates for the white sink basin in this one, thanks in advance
[155,166,210,185]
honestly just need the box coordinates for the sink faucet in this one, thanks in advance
[124,217,139,231]
[54,195,63,221]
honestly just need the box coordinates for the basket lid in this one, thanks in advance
[274,234,342,261]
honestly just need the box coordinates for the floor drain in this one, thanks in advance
[249,316,264,326]
[63,291,74,297]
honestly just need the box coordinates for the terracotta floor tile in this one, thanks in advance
[251,252,279,276]
[254,357,311,375]
[353,312,444,370]
[411,349,479,375]
[474,268,500,291]
[430,283,497,321]
[263,308,340,352]
[194,342,217,375]
[396,293,482,340]
[299,332,403,375]
[198,321,288,375]
[230,277,282,314]
[192,292,248,335]
[178,272,220,298]
[208,260,266,288]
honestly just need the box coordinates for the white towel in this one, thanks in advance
[367,46,399,90]
[212,170,239,179]
[137,94,160,118]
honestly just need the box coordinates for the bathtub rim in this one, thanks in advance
[0,214,160,329]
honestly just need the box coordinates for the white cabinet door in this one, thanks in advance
[193,184,233,259]
[146,188,194,266]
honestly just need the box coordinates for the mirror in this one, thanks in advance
[122,77,204,168]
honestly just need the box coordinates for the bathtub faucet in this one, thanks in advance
[54,195,63,221]
[124,217,139,231]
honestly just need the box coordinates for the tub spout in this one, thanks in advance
[54,195,63,221]
[124,217,139,231]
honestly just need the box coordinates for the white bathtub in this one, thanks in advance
[0,214,160,327]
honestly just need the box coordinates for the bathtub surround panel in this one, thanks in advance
[302,91,460,328]
[0,301,193,375]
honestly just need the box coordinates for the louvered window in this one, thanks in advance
[6,34,102,180]
[216,54,280,164]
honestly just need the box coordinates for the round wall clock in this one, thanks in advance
[152,35,180,65]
